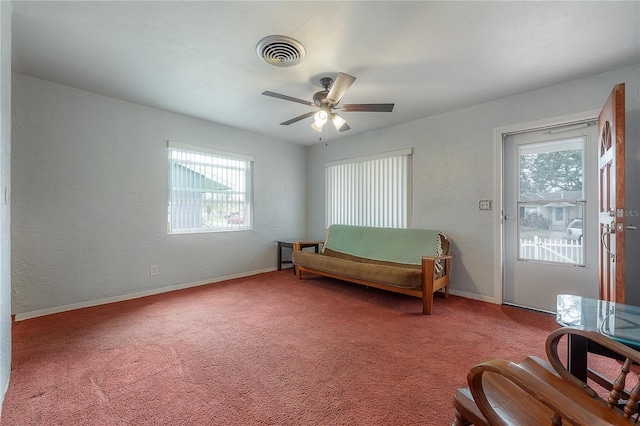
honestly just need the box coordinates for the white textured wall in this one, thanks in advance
[10,66,640,319]
[0,0,11,406]
[306,65,640,302]
[12,75,306,317]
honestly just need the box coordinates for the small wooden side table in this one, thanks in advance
[277,240,323,273]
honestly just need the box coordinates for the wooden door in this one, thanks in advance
[598,84,625,303]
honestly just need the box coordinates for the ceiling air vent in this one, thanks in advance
[256,35,306,67]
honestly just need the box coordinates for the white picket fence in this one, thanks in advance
[520,237,583,264]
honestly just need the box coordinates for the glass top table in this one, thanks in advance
[557,294,640,351]
[557,294,640,382]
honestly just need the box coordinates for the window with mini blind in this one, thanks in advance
[168,141,253,234]
[325,148,412,228]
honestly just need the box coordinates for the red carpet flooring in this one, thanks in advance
[2,270,558,425]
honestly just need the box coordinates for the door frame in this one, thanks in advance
[493,110,600,305]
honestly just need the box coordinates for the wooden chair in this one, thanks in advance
[453,327,640,425]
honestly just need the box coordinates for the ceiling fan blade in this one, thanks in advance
[340,103,395,112]
[326,72,356,104]
[262,91,314,106]
[280,111,316,126]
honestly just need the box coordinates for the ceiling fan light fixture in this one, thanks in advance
[331,113,348,131]
[314,110,328,126]
[311,121,324,133]
[256,35,306,67]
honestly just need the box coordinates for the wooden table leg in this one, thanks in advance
[568,333,588,383]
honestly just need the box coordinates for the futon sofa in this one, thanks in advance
[292,225,452,314]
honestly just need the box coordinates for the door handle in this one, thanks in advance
[627,224,637,231]
[602,222,617,260]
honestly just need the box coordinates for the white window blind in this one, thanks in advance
[325,148,412,228]
[168,141,253,234]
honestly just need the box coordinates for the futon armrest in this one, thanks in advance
[422,255,453,260]
[293,241,311,251]
[421,255,453,279]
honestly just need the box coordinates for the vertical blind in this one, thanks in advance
[325,149,412,228]
[168,141,254,234]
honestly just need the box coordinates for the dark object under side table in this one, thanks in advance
[277,240,323,273]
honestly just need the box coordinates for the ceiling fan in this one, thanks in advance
[262,72,394,133]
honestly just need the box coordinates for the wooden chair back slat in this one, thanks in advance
[623,379,640,418]
[453,327,640,425]
[609,357,631,408]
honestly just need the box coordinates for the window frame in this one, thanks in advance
[167,141,254,234]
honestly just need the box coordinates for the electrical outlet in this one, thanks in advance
[149,265,159,277]
[479,200,492,210]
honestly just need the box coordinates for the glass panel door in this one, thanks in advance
[503,123,598,313]
[517,138,585,265]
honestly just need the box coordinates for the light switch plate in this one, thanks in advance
[479,200,492,210]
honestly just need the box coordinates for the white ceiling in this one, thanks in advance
[10,1,640,146]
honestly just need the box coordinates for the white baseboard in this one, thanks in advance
[14,267,276,321]
[15,272,500,321]
[448,289,498,304]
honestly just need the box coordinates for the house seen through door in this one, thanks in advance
[503,121,599,312]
